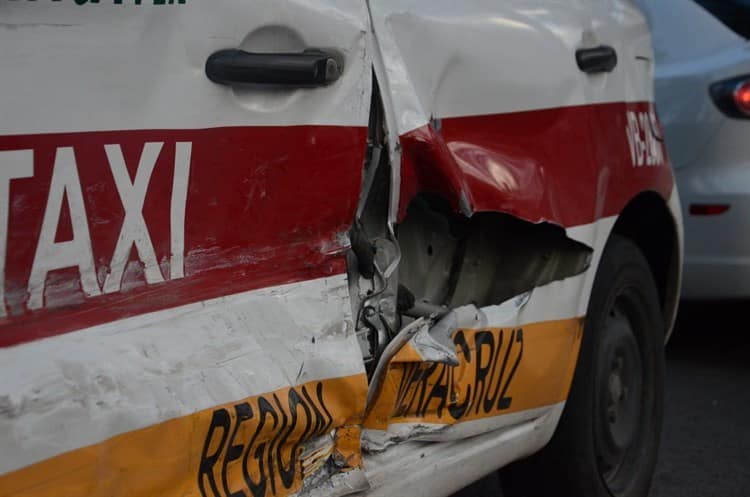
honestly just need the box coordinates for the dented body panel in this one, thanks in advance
[0,1,682,497]
[362,303,584,450]
[368,0,674,222]
[0,2,373,496]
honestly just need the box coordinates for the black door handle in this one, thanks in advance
[576,46,618,74]
[205,48,343,87]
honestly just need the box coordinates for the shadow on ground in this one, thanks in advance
[451,301,750,497]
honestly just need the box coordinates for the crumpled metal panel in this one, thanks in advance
[362,296,584,451]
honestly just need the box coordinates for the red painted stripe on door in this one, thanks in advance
[0,126,366,347]
[0,102,674,347]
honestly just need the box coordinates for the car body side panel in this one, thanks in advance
[0,1,372,344]
[365,0,687,472]
[369,0,602,134]
[400,102,674,226]
[0,127,365,347]
[368,0,673,222]
[0,277,368,497]
[0,2,373,496]
[365,0,678,453]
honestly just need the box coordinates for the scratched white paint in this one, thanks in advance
[362,404,556,452]
[28,147,101,310]
[360,403,566,497]
[0,274,363,475]
[303,468,370,497]
[0,150,34,318]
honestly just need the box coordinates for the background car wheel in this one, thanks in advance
[500,234,665,497]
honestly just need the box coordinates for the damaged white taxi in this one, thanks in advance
[0,1,682,497]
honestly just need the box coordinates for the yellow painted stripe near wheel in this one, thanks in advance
[364,317,585,429]
[0,374,368,497]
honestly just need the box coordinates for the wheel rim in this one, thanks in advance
[594,300,644,494]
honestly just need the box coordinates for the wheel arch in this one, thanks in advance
[610,191,682,340]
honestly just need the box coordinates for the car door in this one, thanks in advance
[583,0,673,213]
[0,2,372,497]
[362,0,614,447]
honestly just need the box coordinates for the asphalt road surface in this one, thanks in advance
[452,302,750,497]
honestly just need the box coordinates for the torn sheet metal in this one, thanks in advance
[362,293,584,451]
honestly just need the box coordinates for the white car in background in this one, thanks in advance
[637,0,750,299]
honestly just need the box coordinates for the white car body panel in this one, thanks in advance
[367,0,654,137]
[0,1,372,134]
[0,275,362,476]
[358,403,565,497]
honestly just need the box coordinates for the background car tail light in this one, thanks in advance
[710,75,750,119]
[734,81,750,116]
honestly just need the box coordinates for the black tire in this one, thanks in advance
[500,234,665,497]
